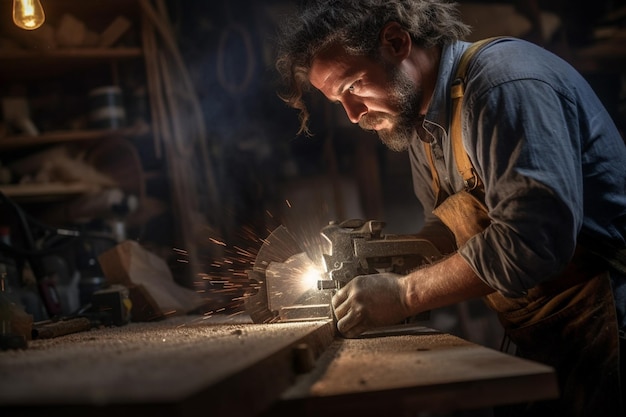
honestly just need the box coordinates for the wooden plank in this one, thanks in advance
[0,49,144,81]
[0,317,335,417]
[0,317,558,417]
[0,182,93,198]
[0,48,143,60]
[0,126,150,150]
[270,326,559,416]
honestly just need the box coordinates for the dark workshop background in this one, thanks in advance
[169,0,626,240]
[0,0,624,347]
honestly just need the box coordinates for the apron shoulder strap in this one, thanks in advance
[424,37,506,196]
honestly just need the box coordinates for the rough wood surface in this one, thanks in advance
[271,326,559,416]
[0,317,558,417]
[0,315,335,417]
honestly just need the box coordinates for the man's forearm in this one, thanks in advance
[402,252,495,315]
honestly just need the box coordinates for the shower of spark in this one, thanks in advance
[168,223,269,316]
[177,196,340,319]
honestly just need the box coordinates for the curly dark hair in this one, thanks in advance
[275,0,471,135]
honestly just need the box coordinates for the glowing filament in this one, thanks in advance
[13,0,45,30]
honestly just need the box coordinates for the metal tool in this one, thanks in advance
[318,219,442,290]
[318,219,443,324]
[245,219,443,324]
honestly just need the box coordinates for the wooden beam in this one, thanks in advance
[0,317,335,417]
[270,326,559,416]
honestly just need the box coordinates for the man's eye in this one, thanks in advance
[348,80,360,93]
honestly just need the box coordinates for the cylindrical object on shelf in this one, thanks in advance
[88,86,126,129]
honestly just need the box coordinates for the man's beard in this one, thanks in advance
[358,64,422,152]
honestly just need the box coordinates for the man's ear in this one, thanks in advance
[379,21,411,61]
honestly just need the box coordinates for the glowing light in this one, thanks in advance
[300,265,323,291]
[12,0,45,31]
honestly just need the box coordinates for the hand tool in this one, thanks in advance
[318,219,442,290]
[245,219,442,324]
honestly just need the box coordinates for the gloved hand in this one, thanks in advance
[331,272,410,338]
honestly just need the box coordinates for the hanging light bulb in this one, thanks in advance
[12,0,45,30]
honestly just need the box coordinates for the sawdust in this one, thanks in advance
[0,314,330,406]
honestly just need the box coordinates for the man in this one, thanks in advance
[275,0,626,415]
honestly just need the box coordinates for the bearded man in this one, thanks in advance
[275,1,626,415]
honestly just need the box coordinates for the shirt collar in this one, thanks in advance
[419,41,471,142]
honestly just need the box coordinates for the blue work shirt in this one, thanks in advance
[409,38,626,323]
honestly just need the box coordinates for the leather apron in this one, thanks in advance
[433,190,622,416]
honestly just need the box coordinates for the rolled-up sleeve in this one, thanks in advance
[458,79,582,297]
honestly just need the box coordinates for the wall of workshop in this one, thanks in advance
[168,0,299,246]
[166,0,407,250]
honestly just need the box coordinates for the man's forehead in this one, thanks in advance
[309,55,352,96]
[309,44,368,88]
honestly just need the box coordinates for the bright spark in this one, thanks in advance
[301,266,323,291]
[209,238,227,246]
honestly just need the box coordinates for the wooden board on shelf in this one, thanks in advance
[0,48,143,60]
[0,48,144,81]
[0,182,94,202]
[0,0,143,81]
[0,126,149,151]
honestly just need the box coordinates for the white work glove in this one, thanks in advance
[331,272,410,338]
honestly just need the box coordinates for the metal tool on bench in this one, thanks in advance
[318,219,442,290]
[245,219,442,324]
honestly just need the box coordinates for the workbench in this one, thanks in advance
[0,314,558,417]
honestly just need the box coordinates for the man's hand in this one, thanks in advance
[331,272,410,338]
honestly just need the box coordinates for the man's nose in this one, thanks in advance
[342,97,367,123]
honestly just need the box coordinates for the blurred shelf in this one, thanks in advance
[0,125,150,151]
[0,182,94,202]
[0,48,142,60]
[0,48,144,81]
